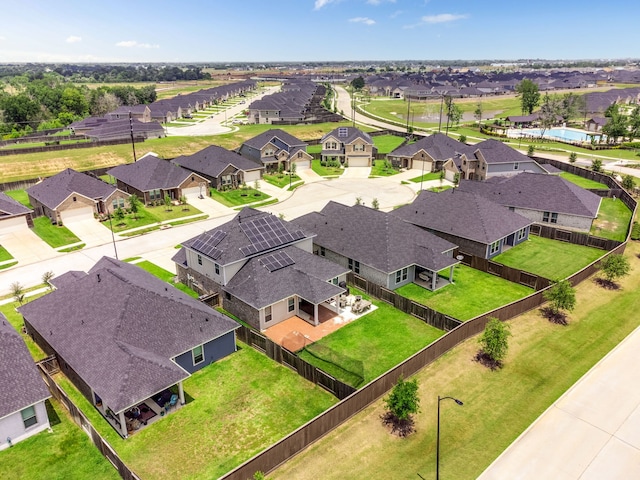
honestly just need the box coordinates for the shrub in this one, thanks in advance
[381,376,420,437]
[527,145,535,156]
[569,152,577,163]
[476,317,511,369]
[631,222,640,241]
[459,134,467,143]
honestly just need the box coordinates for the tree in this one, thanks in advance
[290,162,297,175]
[42,271,54,290]
[459,134,467,143]
[163,194,172,211]
[439,169,445,185]
[602,104,629,143]
[515,79,540,115]
[381,376,420,437]
[598,254,630,285]
[476,317,511,369]
[113,207,125,223]
[622,174,635,191]
[527,145,535,156]
[11,281,25,305]
[629,106,640,141]
[128,194,141,220]
[350,76,365,91]
[591,158,603,172]
[474,102,483,125]
[569,152,577,163]
[543,279,576,324]
[538,93,561,136]
[559,93,584,123]
[453,173,460,187]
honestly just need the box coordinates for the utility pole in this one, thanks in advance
[129,111,137,162]
[406,95,412,134]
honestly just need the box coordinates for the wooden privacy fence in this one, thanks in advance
[235,325,356,400]
[0,136,145,157]
[36,361,141,480]
[530,224,623,251]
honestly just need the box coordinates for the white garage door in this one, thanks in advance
[244,170,261,183]
[445,169,457,182]
[182,185,206,199]
[412,160,432,172]
[0,216,28,235]
[348,157,370,167]
[60,206,94,224]
[293,159,310,169]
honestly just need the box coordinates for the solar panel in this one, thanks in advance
[259,251,295,272]
[239,215,305,256]
[190,230,226,258]
[338,127,348,137]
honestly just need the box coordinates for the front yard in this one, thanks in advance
[263,172,302,188]
[209,187,270,207]
[32,216,81,248]
[299,289,444,387]
[55,344,337,480]
[312,159,343,177]
[107,203,205,233]
[410,172,441,183]
[397,265,534,321]
[0,245,13,262]
[590,197,632,241]
[370,159,400,177]
[493,235,605,280]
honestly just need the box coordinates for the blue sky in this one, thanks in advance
[1,0,638,63]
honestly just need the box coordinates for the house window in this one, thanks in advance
[298,151,303,158]
[112,198,126,210]
[517,228,527,240]
[319,246,325,257]
[225,291,231,300]
[542,212,558,224]
[192,345,204,365]
[214,263,220,275]
[513,163,519,170]
[265,306,272,322]
[264,149,275,157]
[326,142,337,150]
[395,267,409,284]
[489,240,501,255]
[288,297,295,312]
[348,258,360,274]
[197,254,202,265]
[73,196,77,202]
[353,144,364,152]
[21,406,38,429]
[221,175,232,185]
[149,189,162,201]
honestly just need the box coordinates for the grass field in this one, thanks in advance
[0,399,121,480]
[209,187,269,207]
[32,216,81,248]
[270,242,640,480]
[133,260,199,298]
[55,343,337,480]
[299,288,444,387]
[493,235,605,280]
[590,197,633,241]
[397,265,533,320]
[372,134,405,154]
[559,171,609,189]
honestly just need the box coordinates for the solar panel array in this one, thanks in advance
[338,127,348,137]
[189,230,226,260]
[259,251,295,272]
[239,215,306,256]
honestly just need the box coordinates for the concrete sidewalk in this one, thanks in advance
[478,325,640,480]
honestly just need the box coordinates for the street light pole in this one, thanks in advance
[438,94,444,133]
[436,395,463,480]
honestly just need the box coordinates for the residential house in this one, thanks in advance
[19,257,239,438]
[457,173,602,232]
[105,105,152,123]
[585,117,609,133]
[0,192,33,235]
[27,168,129,224]
[392,189,532,259]
[292,202,459,291]
[108,153,210,204]
[321,127,376,167]
[173,207,349,330]
[0,315,51,451]
[171,145,263,190]
[238,129,312,171]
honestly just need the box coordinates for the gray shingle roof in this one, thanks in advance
[223,246,348,309]
[392,189,532,244]
[0,192,32,217]
[172,145,263,178]
[472,139,537,165]
[27,168,119,210]
[19,257,239,413]
[389,133,474,159]
[458,173,602,218]
[292,202,458,273]
[108,154,201,192]
[0,314,50,420]
[242,129,307,150]
[321,127,373,145]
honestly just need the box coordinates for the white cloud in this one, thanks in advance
[314,0,335,10]
[116,40,159,49]
[367,0,396,4]
[421,13,468,24]
[390,10,403,18]
[66,35,82,43]
[349,17,376,25]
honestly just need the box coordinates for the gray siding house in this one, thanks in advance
[237,129,312,172]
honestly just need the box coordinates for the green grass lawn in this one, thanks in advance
[0,296,48,360]
[263,173,302,188]
[133,260,199,298]
[55,343,337,480]
[410,171,441,183]
[559,171,609,189]
[0,399,121,480]
[428,185,452,192]
[372,134,405,154]
[270,242,640,480]
[307,144,322,154]
[0,245,14,262]
[299,289,444,387]
[493,235,605,280]
[397,265,533,321]
[312,159,343,176]
[209,187,269,207]
[590,197,633,241]
[108,203,203,233]
[369,159,400,177]
[32,216,81,248]
[5,189,33,208]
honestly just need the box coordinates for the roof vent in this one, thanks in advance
[97,273,101,283]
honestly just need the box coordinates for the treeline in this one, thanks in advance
[0,73,157,136]
[0,64,212,83]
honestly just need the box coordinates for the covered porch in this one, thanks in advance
[414,264,456,291]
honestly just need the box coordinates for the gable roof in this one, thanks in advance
[27,168,120,210]
[321,127,373,145]
[392,189,532,244]
[242,129,307,150]
[171,145,263,178]
[108,154,204,192]
[0,192,32,217]
[472,139,539,165]
[19,257,239,413]
[223,246,348,309]
[292,202,458,273]
[458,173,602,218]
[389,133,474,159]
[0,314,50,420]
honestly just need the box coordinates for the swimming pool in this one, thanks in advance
[518,128,602,143]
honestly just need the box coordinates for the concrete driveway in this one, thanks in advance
[65,218,118,248]
[0,228,55,265]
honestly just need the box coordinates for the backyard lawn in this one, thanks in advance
[493,235,605,280]
[590,197,633,241]
[54,344,337,480]
[108,203,205,233]
[133,260,199,298]
[0,400,121,480]
[312,159,343,177]
[559,171,609,189]
[372,134,405,154]
[263,173,301,188]
[270,242,640,480]
[307,144,322,155]
[396,265,533,321]
[369,159,400,177]
[5,189,33,208]
[1,295,48,360]
[299,289,444,387]
[32,216,81,248]
[209,187,270,207]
